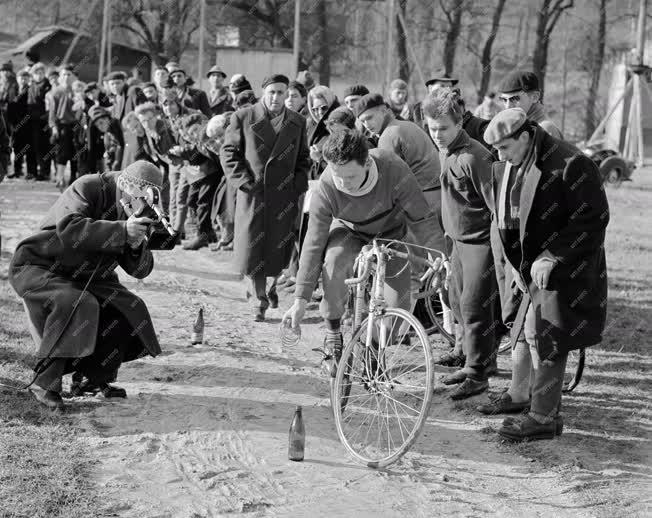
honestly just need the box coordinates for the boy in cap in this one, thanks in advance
[422,89,499,399]
[221,74,311,321]
[478,108,609,440]
[48,65,80,189]
[497,70,562,139]
[342,84,369,113]
[169,66,211,117]
[84,105,124,174]
[206,66,232,116]
[228,74,253,101]
[9,160,164,410]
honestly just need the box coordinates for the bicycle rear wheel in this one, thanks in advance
[422,270,455,345]
[333,308,434,468]
[563,348,585,393]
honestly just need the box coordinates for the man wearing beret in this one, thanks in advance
[9,160,165,410]
[478,108,609,440]
[169,66,211,117]
[221,74,311,321]
[106,71,147,124]
[206,66,232,116]
[355,93,443,219]
[497,70,562,140]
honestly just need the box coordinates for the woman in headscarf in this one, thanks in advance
[306,85,339,180]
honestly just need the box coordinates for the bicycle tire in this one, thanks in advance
[562,348,585,393]
[333,308,434,468]
[422,270,455,345]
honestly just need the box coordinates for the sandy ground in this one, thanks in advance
[1,176,651,518]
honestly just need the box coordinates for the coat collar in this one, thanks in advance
[445,129,470,156]
[250,102,301,162]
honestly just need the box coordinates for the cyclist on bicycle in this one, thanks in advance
[282,129,444,360]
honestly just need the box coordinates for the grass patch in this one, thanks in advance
[0,263,103,518]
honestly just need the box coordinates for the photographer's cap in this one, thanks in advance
[117,160,163,195]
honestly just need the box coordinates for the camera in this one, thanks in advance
[120,187,178,250]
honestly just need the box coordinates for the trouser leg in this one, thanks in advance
[34,358,66,393]
[320,228,365,321]
[194,175,219,238]
[248,271,269,310]
[168,163,180,224]
[174,167,190,233]
[452,240,498,380]
[490,222,521,330]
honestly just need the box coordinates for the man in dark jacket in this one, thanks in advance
[221,74,311,321]
[206,66,232,116]
[170,66,211,117]
[422,88,498,400]
[27,62,52,180]
[107,71,147,123]
[9,161,164,410]
[7,68,30,178]
[479,108,609,441]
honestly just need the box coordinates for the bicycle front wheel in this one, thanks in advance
[332,308,434,468]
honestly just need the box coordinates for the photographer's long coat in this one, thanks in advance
[9,172,161,360]
[220,102,311,277]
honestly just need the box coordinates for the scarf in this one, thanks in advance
[497,131,538,230]
[527,102,547,124]
[331,156,379,197]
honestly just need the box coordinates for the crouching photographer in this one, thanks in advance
[9,160,173,411]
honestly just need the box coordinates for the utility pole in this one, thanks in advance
[198,0,206,87]
[106,0,112,74]
[98,0,109,82]
[293,0,301,77]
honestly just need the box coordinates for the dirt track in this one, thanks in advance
[1,178,650,517]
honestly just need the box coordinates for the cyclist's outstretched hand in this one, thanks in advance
[282,298,308,329]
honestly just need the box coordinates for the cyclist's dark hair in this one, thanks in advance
[322,129,369,166]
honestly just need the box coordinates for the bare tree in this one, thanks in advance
[113,0,200,63]
[532,0,575,97]
[441,0,466,75]
[476,0,507,103]
[317,0,331,85]
[584,0,607,138]
[396,0,410,81]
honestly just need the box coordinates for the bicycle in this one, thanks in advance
[331,239,445,468]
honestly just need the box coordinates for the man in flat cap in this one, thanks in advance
[497,70,562,139]
[27,63,53,181]
[169,66,211,117]
[478,108,609,441]
[107,71,147,124]
[221,74,311,321]
[206,66,232,116]
[9,160,164,410]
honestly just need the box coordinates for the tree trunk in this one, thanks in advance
[317,0,331,86]
[443,1,464,76]
[477,0,507,104]
[396,0,410,81]
[584,0,607,138]
[532,0,575,99]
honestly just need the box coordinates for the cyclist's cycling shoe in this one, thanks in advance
[313,332,343,377]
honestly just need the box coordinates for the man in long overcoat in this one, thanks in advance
[220,74,310,321]
[9,161,163,410]
[478,108,609,440]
